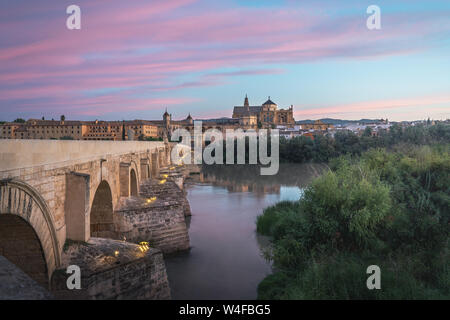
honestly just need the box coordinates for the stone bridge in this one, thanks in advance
[0,140,184,297]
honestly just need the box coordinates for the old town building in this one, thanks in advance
[300,120,333,131]
[0,118,159,141]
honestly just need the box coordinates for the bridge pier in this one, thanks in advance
[65,172,90,242]
[151,151,160,178]
[140,158,150,181]
[112,165,191,254]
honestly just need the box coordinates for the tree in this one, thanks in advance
[362,126,372,137]
[13,118,26,123]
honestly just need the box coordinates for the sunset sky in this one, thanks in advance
[0,0,449,121]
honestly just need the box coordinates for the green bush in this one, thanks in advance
[256,201,300,236]
[256,144,450,299]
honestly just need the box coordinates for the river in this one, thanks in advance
[165,163,325,300]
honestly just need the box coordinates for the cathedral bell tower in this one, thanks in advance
[163,108,171,128]
[163,108,171,141]
[244,94,249,107]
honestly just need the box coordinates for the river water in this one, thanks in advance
[165,163,325,300]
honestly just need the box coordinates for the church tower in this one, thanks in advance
[163,108,171,140]
[185,113,193,125]
[163,108,171,129]
[244,94,249,107]
[240,94,257,127]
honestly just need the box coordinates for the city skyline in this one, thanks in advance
[1,0,449,122]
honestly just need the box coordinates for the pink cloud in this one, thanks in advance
[294,94,450,119]
[0,0,449,118]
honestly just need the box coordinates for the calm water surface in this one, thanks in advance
[165,164,325,299]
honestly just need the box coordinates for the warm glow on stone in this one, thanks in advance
[139,242,150,252]
[146,197,157,203]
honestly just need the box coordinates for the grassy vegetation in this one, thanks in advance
[256,143,449,299]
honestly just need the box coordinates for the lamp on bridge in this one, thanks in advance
[146,197,156,204]
[139,242,150,253]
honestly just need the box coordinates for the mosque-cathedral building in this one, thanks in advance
[232,95,295,128]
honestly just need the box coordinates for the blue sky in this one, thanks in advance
[0,0,449,121]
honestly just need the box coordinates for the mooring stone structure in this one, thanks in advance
[114,178,191,254]
[0,140,185,299]
[51,238,170,300]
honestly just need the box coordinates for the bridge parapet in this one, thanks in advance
[0,140,166,172]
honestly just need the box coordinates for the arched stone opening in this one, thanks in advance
[0,214,49,288]
[130,169,138,197]
[90,181,114,238]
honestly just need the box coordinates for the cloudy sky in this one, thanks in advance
[0,0,449,121]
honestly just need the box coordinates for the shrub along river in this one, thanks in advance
[165,163,325,299]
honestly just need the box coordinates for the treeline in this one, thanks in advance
[280,122,450,163]
[204,123,450,165]
[256,144,449,299]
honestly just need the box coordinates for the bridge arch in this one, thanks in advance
[146,159,151,180]
[0,179,60,287]
[129,160,140,196]
[90,180,115,238]
[130,168,138,197]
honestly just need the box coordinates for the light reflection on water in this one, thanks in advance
[164,164,324,300]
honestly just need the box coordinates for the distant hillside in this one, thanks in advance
[296,118,385,125]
